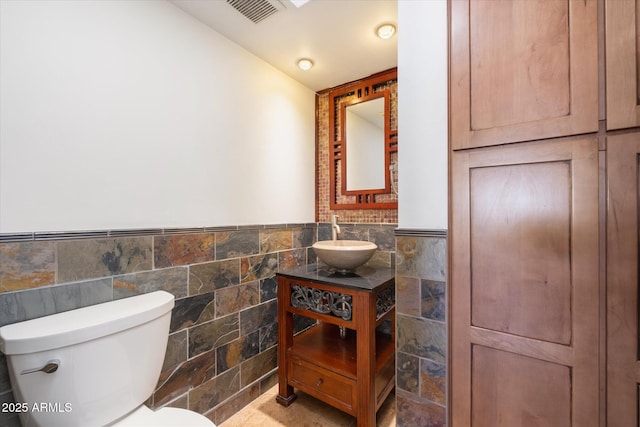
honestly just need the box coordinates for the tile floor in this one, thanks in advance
[219,384,396,427]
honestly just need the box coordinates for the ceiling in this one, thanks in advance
[170,0,398,92]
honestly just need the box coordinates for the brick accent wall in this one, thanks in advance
[316,79,398,224]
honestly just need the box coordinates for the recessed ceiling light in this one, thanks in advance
[376,23,396,40]
[289,0,311,7]
[297,58,314,71]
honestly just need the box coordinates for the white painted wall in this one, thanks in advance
[0,0,316,233]
[397,0,448,230]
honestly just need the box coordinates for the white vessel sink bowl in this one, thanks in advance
[312,240,377,272]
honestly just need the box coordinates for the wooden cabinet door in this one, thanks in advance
[450,0,598,150]
[606,0,640,129]
[607,133,640,426]
[451,137,599,426]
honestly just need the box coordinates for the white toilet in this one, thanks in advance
[0,291,216,427]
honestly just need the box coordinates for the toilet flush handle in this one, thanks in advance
[20,359,60,375]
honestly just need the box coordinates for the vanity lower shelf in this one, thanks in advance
[287,323,395,416]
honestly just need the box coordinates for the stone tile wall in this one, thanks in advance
[395,230,448,427]
[0,222,396,426]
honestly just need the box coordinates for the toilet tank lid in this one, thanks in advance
[0,291,175,355]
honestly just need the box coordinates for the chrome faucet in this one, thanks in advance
[331,215,341,241]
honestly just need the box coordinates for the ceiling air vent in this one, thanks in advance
[226,0,285,24]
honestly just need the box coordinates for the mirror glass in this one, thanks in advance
[345,97,385,191]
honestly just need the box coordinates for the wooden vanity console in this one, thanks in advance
[276,264,395,427]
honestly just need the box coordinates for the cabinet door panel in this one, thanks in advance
[451,0,598,149]
[606,0,640,129]
[470,161,572,345]
[469,0,570,131]
[607,133,640,425]
[472,346,571,427]
[451,137,599,426]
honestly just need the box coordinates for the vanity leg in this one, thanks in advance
[276,390,297,407]
[276,277,297,406]
[355,293,377,427]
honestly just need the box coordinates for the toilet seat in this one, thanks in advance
[111,405,216,426]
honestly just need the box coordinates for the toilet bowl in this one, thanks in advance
[111,405,213,426]
[0,291,215,427]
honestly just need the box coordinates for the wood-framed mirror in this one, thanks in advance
[328,68,397,210]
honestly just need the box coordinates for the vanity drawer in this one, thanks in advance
[288,357,356,415]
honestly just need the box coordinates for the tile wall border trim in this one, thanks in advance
[0,223,319,243]
[394,228,448,238]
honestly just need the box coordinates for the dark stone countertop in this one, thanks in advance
[276,263,395,292]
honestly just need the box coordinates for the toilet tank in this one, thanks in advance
[0,291,174,427]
